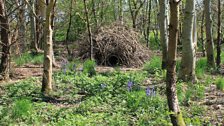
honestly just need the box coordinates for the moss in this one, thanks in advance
[177,112,186,126]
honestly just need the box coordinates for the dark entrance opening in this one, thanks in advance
[107,55,119,66]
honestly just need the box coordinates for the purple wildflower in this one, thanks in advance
[146,87,151,96]
[127,80,133,91]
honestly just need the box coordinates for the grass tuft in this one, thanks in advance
[196,58,207,78]
[13,52,44,66]
[12,99,33,119]
[216,78,224,91]
[143,56,161,74]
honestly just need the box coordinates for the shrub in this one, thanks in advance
[14,52,43,66]
[196,58,207,78]
[143,56,161,74]
[12,99,33,120]
[216,78,224,91]
[83,60,96,76]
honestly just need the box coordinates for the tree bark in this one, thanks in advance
[91,0,98,27]
[179,0,196,82]
[16,0,26,53]
[83,0,93,60]
[216,0,221,68]
[128,0,144,29]
[201,12,206,57]
[204,0,215,68]
[166,0,185,125]
[65,0,73,56]
[0,0,11,81]
[42,0,55,94]
[118,0,123,25]
[159,0,168,69]
[29,0,39,52]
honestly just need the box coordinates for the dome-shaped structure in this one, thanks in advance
[78,23,150,67]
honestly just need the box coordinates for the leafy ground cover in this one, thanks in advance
[1,56,223,125]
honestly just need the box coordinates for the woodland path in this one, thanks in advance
[202,82,224,125]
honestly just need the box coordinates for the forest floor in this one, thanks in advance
[5,59,224,125]
[0,43,224,125]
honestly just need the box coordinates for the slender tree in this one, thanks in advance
[166,0,185,125]
[42,0,56,94]
[204,0,215,68]
[118,0,123,25]
[179,0,197,82]
[200,11,206,57]
[159,0,168,69]
[83,0,93,60]
[16,0,26,52]
[29,0,39,52]
[91,0,98,27]
[128,0,145,28]
[0,0,11,81]
[65,0,73,56]
[216,0,221,68]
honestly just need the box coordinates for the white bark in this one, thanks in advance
[159,0,168,69]
[179,0,196,81]
[42,0,55,94]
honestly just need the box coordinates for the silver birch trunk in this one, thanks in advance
[42,0,55,94]
[159,0,168,69]
[179,0,196,82]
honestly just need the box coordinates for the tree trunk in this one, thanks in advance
[16,0,26,53]
[91,0,98,27]
[29,0,39,52]
[42,0,55,94]
[0,0,11,81]
[204,0,215,68]
[146,0,151,47]
[216,0,221,68]
[36,0,44,50]
[83,0,93,60]
[179,0,196,82]
[128,0,144,29]
[65,0,73,56]
[113,0,118,21]
[159,0,168,69]
[166,0,185,125]
[201,12,206,57]
[118,0,123,25]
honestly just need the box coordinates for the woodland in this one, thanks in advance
[0,0,224,126]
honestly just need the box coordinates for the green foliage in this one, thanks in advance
[177,82,205,105]
[176,60,181,72]
[0,65,211,125]
[83,60,96,76]
[196,58,207,78]
[13,52,43,66]
[216,77,224,91]
[149,32,160,50]
[12,99,33,120]
[143,56,161,74]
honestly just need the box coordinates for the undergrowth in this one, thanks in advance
[0,58,214,125]
[13,52,44,66]
[216,77,224,91]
